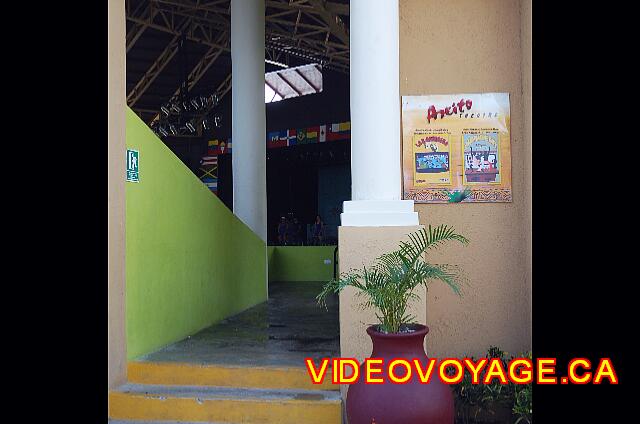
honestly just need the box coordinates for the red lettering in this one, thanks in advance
[427,105,438,123]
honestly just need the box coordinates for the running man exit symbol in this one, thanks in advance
[126,149,139,182]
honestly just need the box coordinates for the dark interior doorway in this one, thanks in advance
[217,140,351,245]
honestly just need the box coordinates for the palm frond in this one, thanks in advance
[316,225,469,333]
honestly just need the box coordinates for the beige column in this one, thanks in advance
[108,0,127,389]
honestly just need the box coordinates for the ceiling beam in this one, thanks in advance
[306,0,349,46]
[127,17,192,107]
[126,7,229,51]
[126,1,160,53]
[127,33,182,107]
[127,2,348,72]
[265,0,348,16]
[216,73,232,99]
[325,1,348,16]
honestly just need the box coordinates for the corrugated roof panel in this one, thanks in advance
[264,63,323,103]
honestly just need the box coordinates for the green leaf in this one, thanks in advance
[316,225,469,333]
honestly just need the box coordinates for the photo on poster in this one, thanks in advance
[413,131,451,186]
[463,130,500,184]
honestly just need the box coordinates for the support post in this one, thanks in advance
[342,0,418,226]
[231,0,267,241]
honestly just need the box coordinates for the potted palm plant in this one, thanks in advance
[317,225,469,424]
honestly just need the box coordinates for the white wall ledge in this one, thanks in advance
[340,200,419,227]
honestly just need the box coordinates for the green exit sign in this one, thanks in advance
[126,149,139,182]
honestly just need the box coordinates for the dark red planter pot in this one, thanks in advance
[346,324,454,424]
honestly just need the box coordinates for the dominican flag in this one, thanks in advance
[267,130,288,149]
[327,121,351,141]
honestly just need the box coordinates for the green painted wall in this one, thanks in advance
[268,246,337,282]
[125,108,267,360]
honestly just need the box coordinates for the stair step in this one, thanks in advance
[109,421,228,424]
[109,383,342,424]
[128,361,337,391]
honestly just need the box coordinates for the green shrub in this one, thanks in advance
[317,225,468,333]
[452,347,532,424]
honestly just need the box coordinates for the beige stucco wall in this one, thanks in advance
[108,0,127,389]
[338,225,425,400]
[338,226,427,362]
[521,1,532,349]
[399,0,532,357]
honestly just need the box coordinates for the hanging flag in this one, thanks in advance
[203,176,218,194]
[287,129,297,146]
[296,128,308,144]
[267,130,288,149]
[327,121,351,141]
[207,139,219,155]
[306,126,319,143]
[199,163,217,180]
[219,139,232,154]
[201,177,217,185]
[208,139,232,155]
[319,125,327,142]
[201,156,218,166]
[263,122,350,147]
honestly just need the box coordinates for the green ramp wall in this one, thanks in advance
[125,108,267,359]
[268,246,336,282]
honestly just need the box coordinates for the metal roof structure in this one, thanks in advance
[126,0,350,127]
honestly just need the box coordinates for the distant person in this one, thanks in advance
[312,215,324,245]
[292,217,302,245]
[277,216,287,245]
[286,216,300,246]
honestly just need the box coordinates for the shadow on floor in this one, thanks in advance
[137,281,340,367]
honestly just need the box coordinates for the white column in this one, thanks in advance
[231,0,267,241]
[341,0,418,226]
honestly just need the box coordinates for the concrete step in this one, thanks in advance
[109,421,228,424]
[108,383,342,424]
[128,361,338,391]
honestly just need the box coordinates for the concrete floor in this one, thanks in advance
[136,281,340,367]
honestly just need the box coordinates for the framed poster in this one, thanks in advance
[402,93,512,203]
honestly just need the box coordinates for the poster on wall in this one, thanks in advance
[402,93,512,203]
